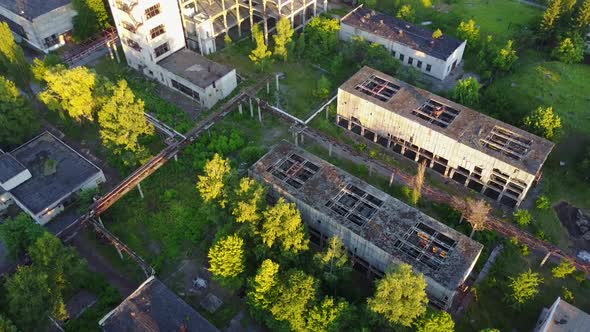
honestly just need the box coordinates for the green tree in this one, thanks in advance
[271,270,317,332]
[38,65,98,122]
[197,153,232,207]
[541,0,563,33]
[98,79,154,156]
[493,40,518,72]
[313,75,332,100]
[261,197,309,254]
[0,22,32,91]
[415,310,455,332]
[453,77,480,107]
[432,28,443,39]
[305,297,349,332]
[410,161,426,206]
[249,259,280,310]
[314,236,351,288]
[295,32,306,59]
[367,263,428,326]
[0,213,45,259]
[0,315,18,332]
[0,76,38,146]
[574,0,590,30]
[273,17,295,62]
[506,269,543,307]
[5,266,54,330]
[513,209,533,227]
[249,24,272,71]
[233,177,266,226]
[457,19,480,46]
[208,235,245,278]
[523,106,562,140]
[551,36,585,64]
[72,0,111,41]
[224,34,233,48]
[397,5,416,22]
[535,195,551,210]
[305,17,340,62]
[552,260,576,278]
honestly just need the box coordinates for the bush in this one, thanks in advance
[513,209,533,227]
[240,145,267,165]
[535,195,551,210]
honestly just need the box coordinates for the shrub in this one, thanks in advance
[535,195,551,210]
[513,209,533,227]
[552,260,576,279]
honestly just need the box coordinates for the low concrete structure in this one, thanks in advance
[0,132,105,225]
[251,141,483,309]
[340,6,465,80]
[99,276,219,332]
[336,67,554,207]
[533,297,590,332]
[0,0,76,53]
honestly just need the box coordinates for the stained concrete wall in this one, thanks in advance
[163,67,237,109]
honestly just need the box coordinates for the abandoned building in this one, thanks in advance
[336,67,554,207]
[0,0,76,53]
[0,132,106,225]
[251,141,483,309]
[108,0,237,108]
[340,6,466,80]
[533,297,590,332]
[179,0,328,55]
[99,276,219,332]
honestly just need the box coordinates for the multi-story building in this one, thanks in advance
[340,6,466,80]
[336,67,554,207]
[251,141,483,309]
[179,0,328,55]
[108,0,237,108]
[0,0,77,53]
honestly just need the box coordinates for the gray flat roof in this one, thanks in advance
[9,132,102,214]
[541,297,590,331]
[340,67,555,175]
[0,153,26,183]
[0,0,70,19]
[341,6,464,60]
[100,277,219,332]
[251,141,483,290]
[158,48,233,89]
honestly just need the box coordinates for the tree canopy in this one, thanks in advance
[233,177,266,226]
[0,76,38,147]
[305,297,349,332]
[249,259,280,310]
[506,269,543,307]
[261,197,309,254]
[273,17,294,62]
[454,77,480,107]
[0,213,45,260]
[305,17,340,62]
[197,154,232,207]
[457,19,480,46]
[314,236,351,289]
[249,24,272,71]
[0,315,18,332]
[552,260,576,278]
[0,22,31,90]
[208,234,245,278]
[72,0,112,41]
[270,270,317,332]
[415,310,455,332]
[367,263,428,326]
[523,106,562,141]
[6,266,55,330]
[551,36,585,64]
[575,0,590,30]
[493,40,518,72]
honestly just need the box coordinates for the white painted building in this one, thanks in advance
[340,6,466,80]
[0,0,77,53]
[533,297,590,332]
[108,0,237,109]
[0,132,106,225]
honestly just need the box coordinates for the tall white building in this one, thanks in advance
[108,0,237,109]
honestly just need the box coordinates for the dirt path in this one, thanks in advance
[71,229,138,297]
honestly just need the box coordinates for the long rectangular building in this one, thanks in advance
[336,67,554,207]
[251,141,483,309]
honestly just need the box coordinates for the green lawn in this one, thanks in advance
[449,0,542,40]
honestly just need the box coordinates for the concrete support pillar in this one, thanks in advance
[540,252,552,266]
[368,164,373,177]
[249,0,254,39]
[275,74,280,91]
[222,0,229,34]
[447,168,455,179]
[389,171,395,187]
[115,243,124,259]
[360,127,365,136]
[325,107,329,120]
[112,42,121,63]
[302,0,307,24]
[291,2,295,28]
[300,133,304,144]
[266,81,270,94]
[387,139,392,149]
[98,216,104,226]
[313,1,317,16]
[106,41,114,60]
[137,183,144,199]
[294,132,298,146]
[329,143,332,157]
[263,18,269,44]
[257,103,262,123]
[400,146,406,155]
[235,0,242,36]
[238,103,243,115]
[249,98,254,117]
[323,0,327,12]
[373,134,378,143]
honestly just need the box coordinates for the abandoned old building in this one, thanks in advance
[336,67,554,207]
[99,276,219,332]
[533,297,590,332]
[108,0,237,108]
[0,0,76,53]
[0,132,106,225]
[251,141,483,309]
[340,6,466,80]
[179,0,328,55]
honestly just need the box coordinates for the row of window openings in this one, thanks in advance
[338,117,526,206]
[393,51,431,72]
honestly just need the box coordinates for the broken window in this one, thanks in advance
[268,154,320,189]
[325,184,383,227]
[394,222,457,271]
[355,75,400,102]
[412,99,460,128]
[481,126,532,161]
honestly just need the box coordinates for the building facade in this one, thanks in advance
[0,0,76,53]
[251,141,483,309]
[179,0,328,55]
[336,67,554,207]
[108,0,237,108]
[340,6,466,80]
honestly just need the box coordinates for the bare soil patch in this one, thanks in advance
[554,201,590,251]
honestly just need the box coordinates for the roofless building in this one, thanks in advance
[251,141,483,309]
[336,67,554,207]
